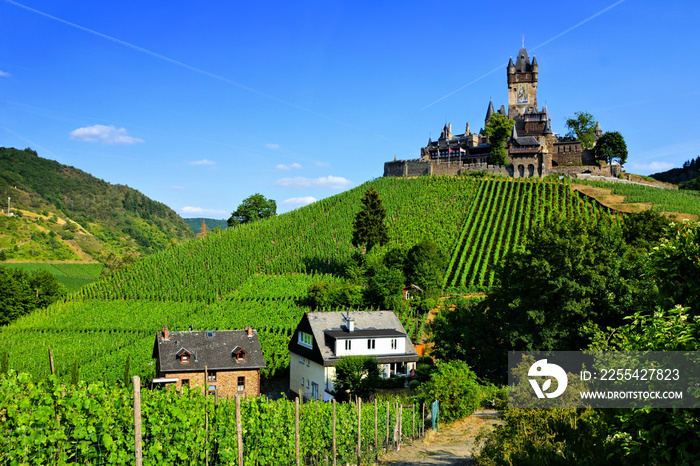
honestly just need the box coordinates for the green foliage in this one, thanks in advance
[227,193,277,227]
[0,351,8,374]
[0,371,419,465]
[650,156,700,184]
[0,266,66,325]
[484,215,650,352]
[565,111,598,149]
[332,355,380,402]
[679,176,700,191]
[306,280,363,309]
[419,360,480,423]
[122,355,131,387]
[70,358,79,385]
[484,113,514,165]
[404,238,446,299]
[352,187,390,252]
[621,209,670,251]
[648,220,700,315]
[594,131,628,167]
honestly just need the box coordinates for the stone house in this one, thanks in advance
[288,311,420,401]
[152,327,266,398]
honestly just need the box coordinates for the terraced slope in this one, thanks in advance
[3,175,697,385]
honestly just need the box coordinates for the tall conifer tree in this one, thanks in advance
[351,187,389,253]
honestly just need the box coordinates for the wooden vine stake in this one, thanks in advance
[236,395,243,466]
[133,376,142,466]
[332,398,337,466]
[357,397,362,465]
[295,396,300,466]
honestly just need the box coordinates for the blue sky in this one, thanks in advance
[2,0,699,218]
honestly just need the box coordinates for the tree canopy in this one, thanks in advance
[332,355,380,401]
[595,131,628,167]
[351,187,389,252]
[484,113,514,165]
[565,111,597,149]
[0,267,66,325]
[227,193,277,227]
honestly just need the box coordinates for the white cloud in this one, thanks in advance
[276,162,302,171]
[180,206,228,217]
[629,161,675,173]
[275,175,352,190]
[188,159,216,166]
[281,196,317,207]
[0,70,9,78]
[265,143,280,149]
[315,161,330,167]
[69,124,144,144]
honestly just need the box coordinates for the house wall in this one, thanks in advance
[334,336,407,357]
[289,352,327,400]
[163,369,260,398]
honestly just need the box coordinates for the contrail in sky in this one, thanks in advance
[3,0,372,135]
[420,0,626,111]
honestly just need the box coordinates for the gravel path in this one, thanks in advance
[376,410,501,465]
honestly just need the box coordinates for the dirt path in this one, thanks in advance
[377,410,501,465]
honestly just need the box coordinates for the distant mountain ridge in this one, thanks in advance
[650,157,700,185]
[183,218,229,234]
[0,147,194,261]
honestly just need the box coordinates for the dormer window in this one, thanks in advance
[232,346,246,361]
[176,348,192,364]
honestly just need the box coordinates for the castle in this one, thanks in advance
[384,47,616,178]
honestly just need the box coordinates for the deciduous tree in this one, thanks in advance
[595,131,628,168]
[484,113,515,165]
[565,111,597,149]
[227,193,277,227]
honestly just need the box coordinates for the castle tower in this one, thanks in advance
[507,48,538,124]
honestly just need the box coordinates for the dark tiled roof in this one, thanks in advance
[154,330,266,373]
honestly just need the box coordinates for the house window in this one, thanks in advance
[299,332,313,348]
[302,377,305,386]
[208,385,216,395]
[181,379,190,387]
[391,339,397,350]
[345,340,351,351]
[300,356,304,364]
[367,339,375,350]
[208,372,217,382]
[237,351,245,361]
[237,376,245,392]
[181,354,189,363]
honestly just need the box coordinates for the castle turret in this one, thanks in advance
[508,46,539,124]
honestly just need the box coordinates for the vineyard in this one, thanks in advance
[0,371,426,465]
[2,175,699,387]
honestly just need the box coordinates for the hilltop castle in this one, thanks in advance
[384,47,614,178]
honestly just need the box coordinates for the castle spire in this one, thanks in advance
[485,100,495,122]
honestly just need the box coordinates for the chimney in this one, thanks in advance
[245,326,253,338]
[163,326,169,340]
[346,317,355,333]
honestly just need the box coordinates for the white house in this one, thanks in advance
[288,310,420,401]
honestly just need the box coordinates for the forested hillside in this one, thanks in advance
[0,147,194,260]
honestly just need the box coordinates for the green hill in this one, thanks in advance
[1,175,698,385]
[0,147,195,261]
[183,217,229,234]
